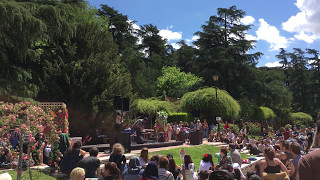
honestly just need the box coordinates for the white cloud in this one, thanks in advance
[245,34,257,41]
[171,42,181,49]
[159,27,182,42]
[265,61,282,67]
[241,16,255,25]
[294,32,317,43]
[256,19,289,50]
[282,0,320,43]
[186,35,199,43]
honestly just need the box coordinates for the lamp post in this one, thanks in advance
[212,75,220,138]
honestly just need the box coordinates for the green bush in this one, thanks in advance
[289,112,313,125]
[180,88,240,119]
[255,106,276,120]
[213,123,239,133]
[244,122,262,135]
[167,113,194,123]
[133,98,176,115]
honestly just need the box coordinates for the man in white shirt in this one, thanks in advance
[195,119,202,131]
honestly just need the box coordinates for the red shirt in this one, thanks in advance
[224,124,230,129]
[283,130,290,140]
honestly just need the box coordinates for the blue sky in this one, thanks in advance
[88,0,320,67]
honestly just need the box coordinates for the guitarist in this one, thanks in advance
[132,118,148,143]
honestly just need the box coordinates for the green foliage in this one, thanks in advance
[244,122,262,135]
[180,88,240,120]
[133,99,176,116]
[213,123,239,133]
[255,106,276,120]
[289,112,313,124]
[167,112,193,123]
[156,66,203,98]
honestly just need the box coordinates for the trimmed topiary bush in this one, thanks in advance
[180,88,240,119]
[289,112,313,125]
[167,112,194,123]
[133,98,176,115]
[255,106,276,120]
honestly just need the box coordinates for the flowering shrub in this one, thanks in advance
[244,122,262,135]
[213,123,240,133]
[0,101,62,165]
[48,106,69,134]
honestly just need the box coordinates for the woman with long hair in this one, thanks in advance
[139,147,149,168]
[181,155,195,180]
[140,161,159,180]
[109,143,126,172]
[99,162,121,180]
[199,154,214,171]
[168,158,181,180]
[259,147,288,174]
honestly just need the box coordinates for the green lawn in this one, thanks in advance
[2,169,56,180]
[151,144,252,170]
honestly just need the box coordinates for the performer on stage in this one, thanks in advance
[132,118,148,144]
[115,112,123,132]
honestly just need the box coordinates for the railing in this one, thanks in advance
[38,102,66,109]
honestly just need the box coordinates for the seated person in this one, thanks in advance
[123,156,144,180]
[259,147,288,174]
[215,147,232,172]
[60,141,86,174]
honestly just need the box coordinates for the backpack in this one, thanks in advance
[209,170,234,180]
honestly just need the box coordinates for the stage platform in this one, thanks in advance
[82,141,184,152]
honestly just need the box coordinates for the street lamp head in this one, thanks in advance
[213,75,219,82]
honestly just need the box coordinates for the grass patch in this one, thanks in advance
[150,144,252,170]
[2,169,56,180]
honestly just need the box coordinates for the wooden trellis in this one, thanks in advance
[38,102,66,109]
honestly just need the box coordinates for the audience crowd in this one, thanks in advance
[1,119,319,180]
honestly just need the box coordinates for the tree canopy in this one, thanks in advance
[180,88,241,120]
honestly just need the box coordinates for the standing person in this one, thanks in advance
[288,142,301,180]
[60,141,86,174]
[167,125,173,141]
[203,119,209,139]
[283,128,290,140]
[173,123,178,141]
[229,143,242,166]
[140,161,159,180]
[306,127,313,151]
[115,112,123,132]
[79,147,101,178]
[139,147,149,168]
[224,121,230,130]
[199,154,214,171]
[158,156,174,180]
[109,143,126,173]
[195,120,202,131]
[59,132,70,156]
[99,162,121,180]
[298,121,320,180]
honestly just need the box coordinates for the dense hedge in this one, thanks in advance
[289,112,313,124]
[133,98,176,115]
[255,106,276,120]
[167,113,194,123]
[180,88,240,119]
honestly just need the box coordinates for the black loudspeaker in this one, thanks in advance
[109,132,131,153]
[122,97,130,111]
[114,96,122,110]
[191,108,201,118]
